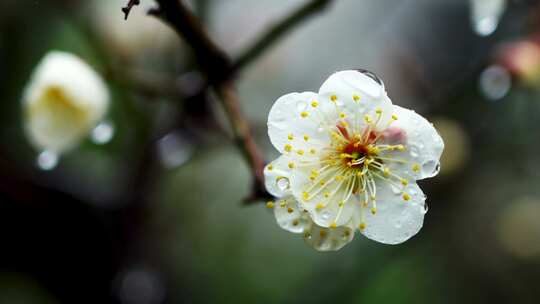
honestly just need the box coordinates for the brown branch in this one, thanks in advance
[122,0,140,20]
[232,0,334,73]
[152,0,269,202]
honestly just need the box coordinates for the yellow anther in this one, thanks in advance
[375,108,382,115]
[319,230,328,237]
[297,149,304,155]
[311,100,318,108]
[356,171,364,177]
[288,133,294,140]
[292,220,299,226]
[284,144,292,152]
[316,203,324,210]
[319,180,326,186]
[267,164,273,171]
[330,222,337,229]
[302,191,310,201]
[303,135,309,141]
[403,193,411,201]
[339,112,346,119]
[340,153,350,159]
[367,145,380,155]
[280,200,287,207]
[309,175,316,181]
[340,121,349,128]
[287,207,294,214]
[323,192,330,198]
[391,114,398,120]
[338,201,345,207]
[359,223,366,230]
[330,95,337,102]
[300,111,309,118]
[353,94,361,102]
[364,114,372,123]
[288,162,295,169]
[397,145,405,151]
[412,164,420,172]
[383,167,391,177]
[371,207,377,215]
[335,175,344,181]
[400,179,409,186]
[266,201,274,209]
[370,195,376,201]
[309,148,316,154]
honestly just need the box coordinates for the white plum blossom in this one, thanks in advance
[264,70,444,250]
[22,51,110,154]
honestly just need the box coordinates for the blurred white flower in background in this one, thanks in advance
[265,70,444,250]
[469,0,507,36]
[22,51,110,155]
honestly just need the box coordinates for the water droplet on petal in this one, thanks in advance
[410,146,419,158]
[422,202,429,214]
[421,159,440,177]
[390,184,402,195]
[91,121,115,144]
[321,210,331,221]
[479,65,511,101]
[276,177,290,191]
[36,150,59,171]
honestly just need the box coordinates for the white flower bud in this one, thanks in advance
[22,51,110,153]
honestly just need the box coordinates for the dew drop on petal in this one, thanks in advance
[276,177,290,191]
[391,184,402,195]
[422,202,429,214]
[479,65,511,101]
[36,150,59,171]
[409,145,419,158]
[421,159,440,177]
[91,121,115,145]
[321,210,331,221]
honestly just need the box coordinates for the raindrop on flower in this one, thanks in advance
[479,65,511,101]
[421,160,440,177]
[391,184,402,195]
[321,210,331,221]
[422,202,429,214]
[91,121,115,145]
[276,177,290,191]
[410,145,419,157]
[36,150,59,171]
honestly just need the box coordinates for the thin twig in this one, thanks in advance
[122,0,140,20]
[152,0,269,201]
[231,0,334,73]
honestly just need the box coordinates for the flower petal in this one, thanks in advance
[318,70,394,132]
[382,105,444,180]
[304,223,355,251]
[267,92,331,155]
[264,155,294,197]
[290,165,357,228]
[355,181,427,245]
[273,197,311,233]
